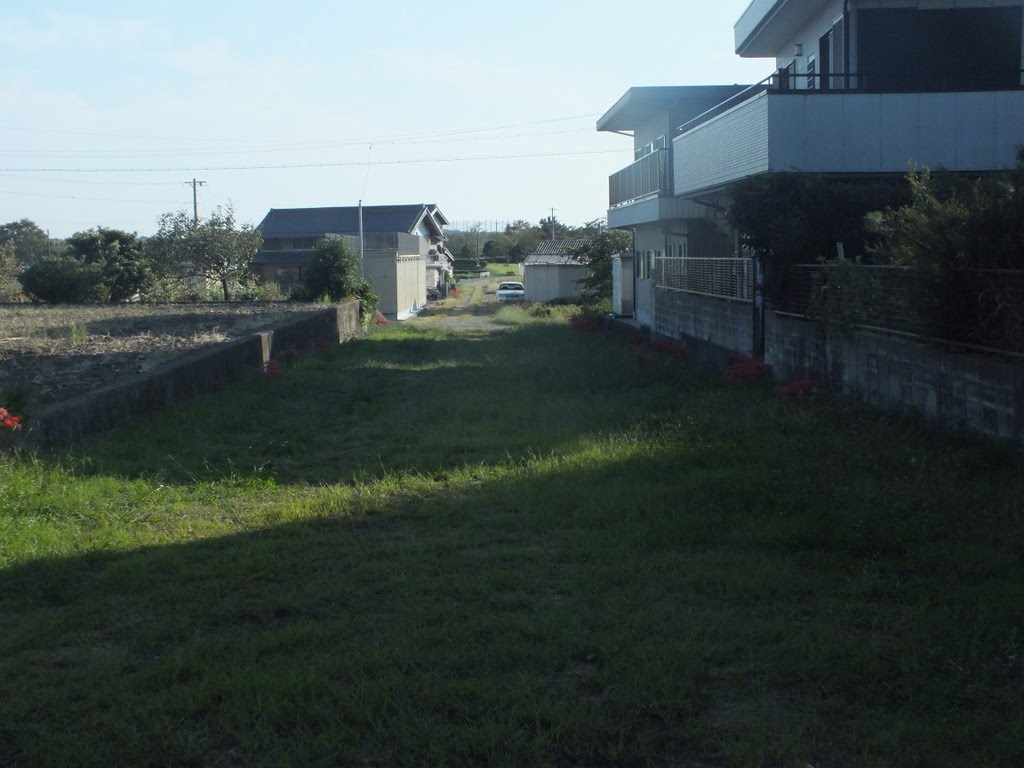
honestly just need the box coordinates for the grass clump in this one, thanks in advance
[0,311,1021,767]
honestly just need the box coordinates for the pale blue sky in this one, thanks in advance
[1,1,773,237]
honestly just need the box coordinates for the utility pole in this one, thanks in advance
[549,207,557,241]
[186,178,206,223]
[358,199,365,279]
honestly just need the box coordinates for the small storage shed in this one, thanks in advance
[521,239,592,303]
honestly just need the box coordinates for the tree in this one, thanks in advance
[299,236,378,322]
[0,219,50,266]
[538,215,570,241]
[19,257,108,304]
[150,205,262,301]
[864,153,1024,346]
[66,227,152,302]
[571,230,632,306]
[570,218,608,238]
[729,173,909,302]
[0,241,23,301]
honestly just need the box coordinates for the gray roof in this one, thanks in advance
[258,204,446,239]
[597,86,752,133]
[532,238,592,256]
[524,253,589,266]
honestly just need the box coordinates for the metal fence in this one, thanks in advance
[774,264,1024,356]
[609,149,669,208]
[655,257,754,302]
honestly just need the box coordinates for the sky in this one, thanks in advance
[1,1,774,238]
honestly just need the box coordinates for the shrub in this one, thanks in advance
[19,257,109,304]
[297,237,378,323]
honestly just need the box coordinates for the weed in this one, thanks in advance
[0,307,1021,767]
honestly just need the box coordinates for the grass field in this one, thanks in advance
[1,305,1022,767]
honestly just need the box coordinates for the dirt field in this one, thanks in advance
[0,303,327,414]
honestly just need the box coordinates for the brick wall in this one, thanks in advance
[655,288,754,370]
[766,312,1024,444]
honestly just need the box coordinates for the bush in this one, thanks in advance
[296,237,378,323]
[19,257,109,304]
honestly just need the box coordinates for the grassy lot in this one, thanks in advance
[1,305,1022,767]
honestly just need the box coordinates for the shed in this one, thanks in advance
[521,239,592,303]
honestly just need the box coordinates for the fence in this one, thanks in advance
[774,264,1024,356]
[655,257,754,302]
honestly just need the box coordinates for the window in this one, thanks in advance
[806,56,817,90]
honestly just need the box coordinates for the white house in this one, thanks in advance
[599,0,1024,343]
[521,239,592,303]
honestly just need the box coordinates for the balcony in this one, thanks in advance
[672,78,1024,197]
[609,149,669,208]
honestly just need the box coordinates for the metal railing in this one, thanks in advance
[774,264,1024,356]
[609,149,669,208]
[655,256,754,302]
[676,70,1024,135]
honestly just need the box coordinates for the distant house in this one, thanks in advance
[253,204,454,320]
[521,239,592,303]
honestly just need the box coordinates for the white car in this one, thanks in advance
[495,281,526,302]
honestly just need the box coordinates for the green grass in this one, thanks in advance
[1,313,1022,767]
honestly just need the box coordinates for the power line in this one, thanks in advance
[0,149,625,174]
[0,113,601,150]
[0,172,185,186]
[0,189,187,204]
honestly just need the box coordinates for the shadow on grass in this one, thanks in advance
[0,447,714,767]
[4,433,1023,768]
[69,320,694,486]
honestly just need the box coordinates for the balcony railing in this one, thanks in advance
[656,256,754,302]
[609,149,669,208]
[677,70,1024,135]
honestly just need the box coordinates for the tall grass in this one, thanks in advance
[0,314,1021,767]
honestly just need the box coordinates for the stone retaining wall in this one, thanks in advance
[24,301,360,449]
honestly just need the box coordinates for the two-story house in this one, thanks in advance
[253,203,454,319]
[600,0,1024,356]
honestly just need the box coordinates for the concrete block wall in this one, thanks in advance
[766,311,1024,445]
[25,301,361,450]
[655,288,754,370]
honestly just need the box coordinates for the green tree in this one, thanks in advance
[569,218,608,238]
[0,241,23,301]
[150,205,262,301]
[571,230,632,306]
[503,219,543,261]
[865,152,1024,346]
[730,173,908,302]
[0,219,49,266]
[538,215,570,241]
[299,236,378,322]
[19,257,108,304]
[66,227,152,302]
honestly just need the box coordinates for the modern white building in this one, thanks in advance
[599,0,1024,337]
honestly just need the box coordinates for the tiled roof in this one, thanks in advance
[257,204,445,238]
[523,253,589,266]
[531,238,592,256]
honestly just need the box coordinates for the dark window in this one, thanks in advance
[857,7,1023,92]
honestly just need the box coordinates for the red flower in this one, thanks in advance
[725,356,770,382]
[777,378,818,400]
[0,407,22,430]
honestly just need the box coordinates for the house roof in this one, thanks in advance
[524,253,590,266]
[596,86,753,133]
[524,239,592,265]
[258,204,447,239]
[735,0,833,58]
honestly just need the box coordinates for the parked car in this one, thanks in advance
[495,281,525,302]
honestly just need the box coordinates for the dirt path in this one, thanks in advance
[417,276,507,331]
